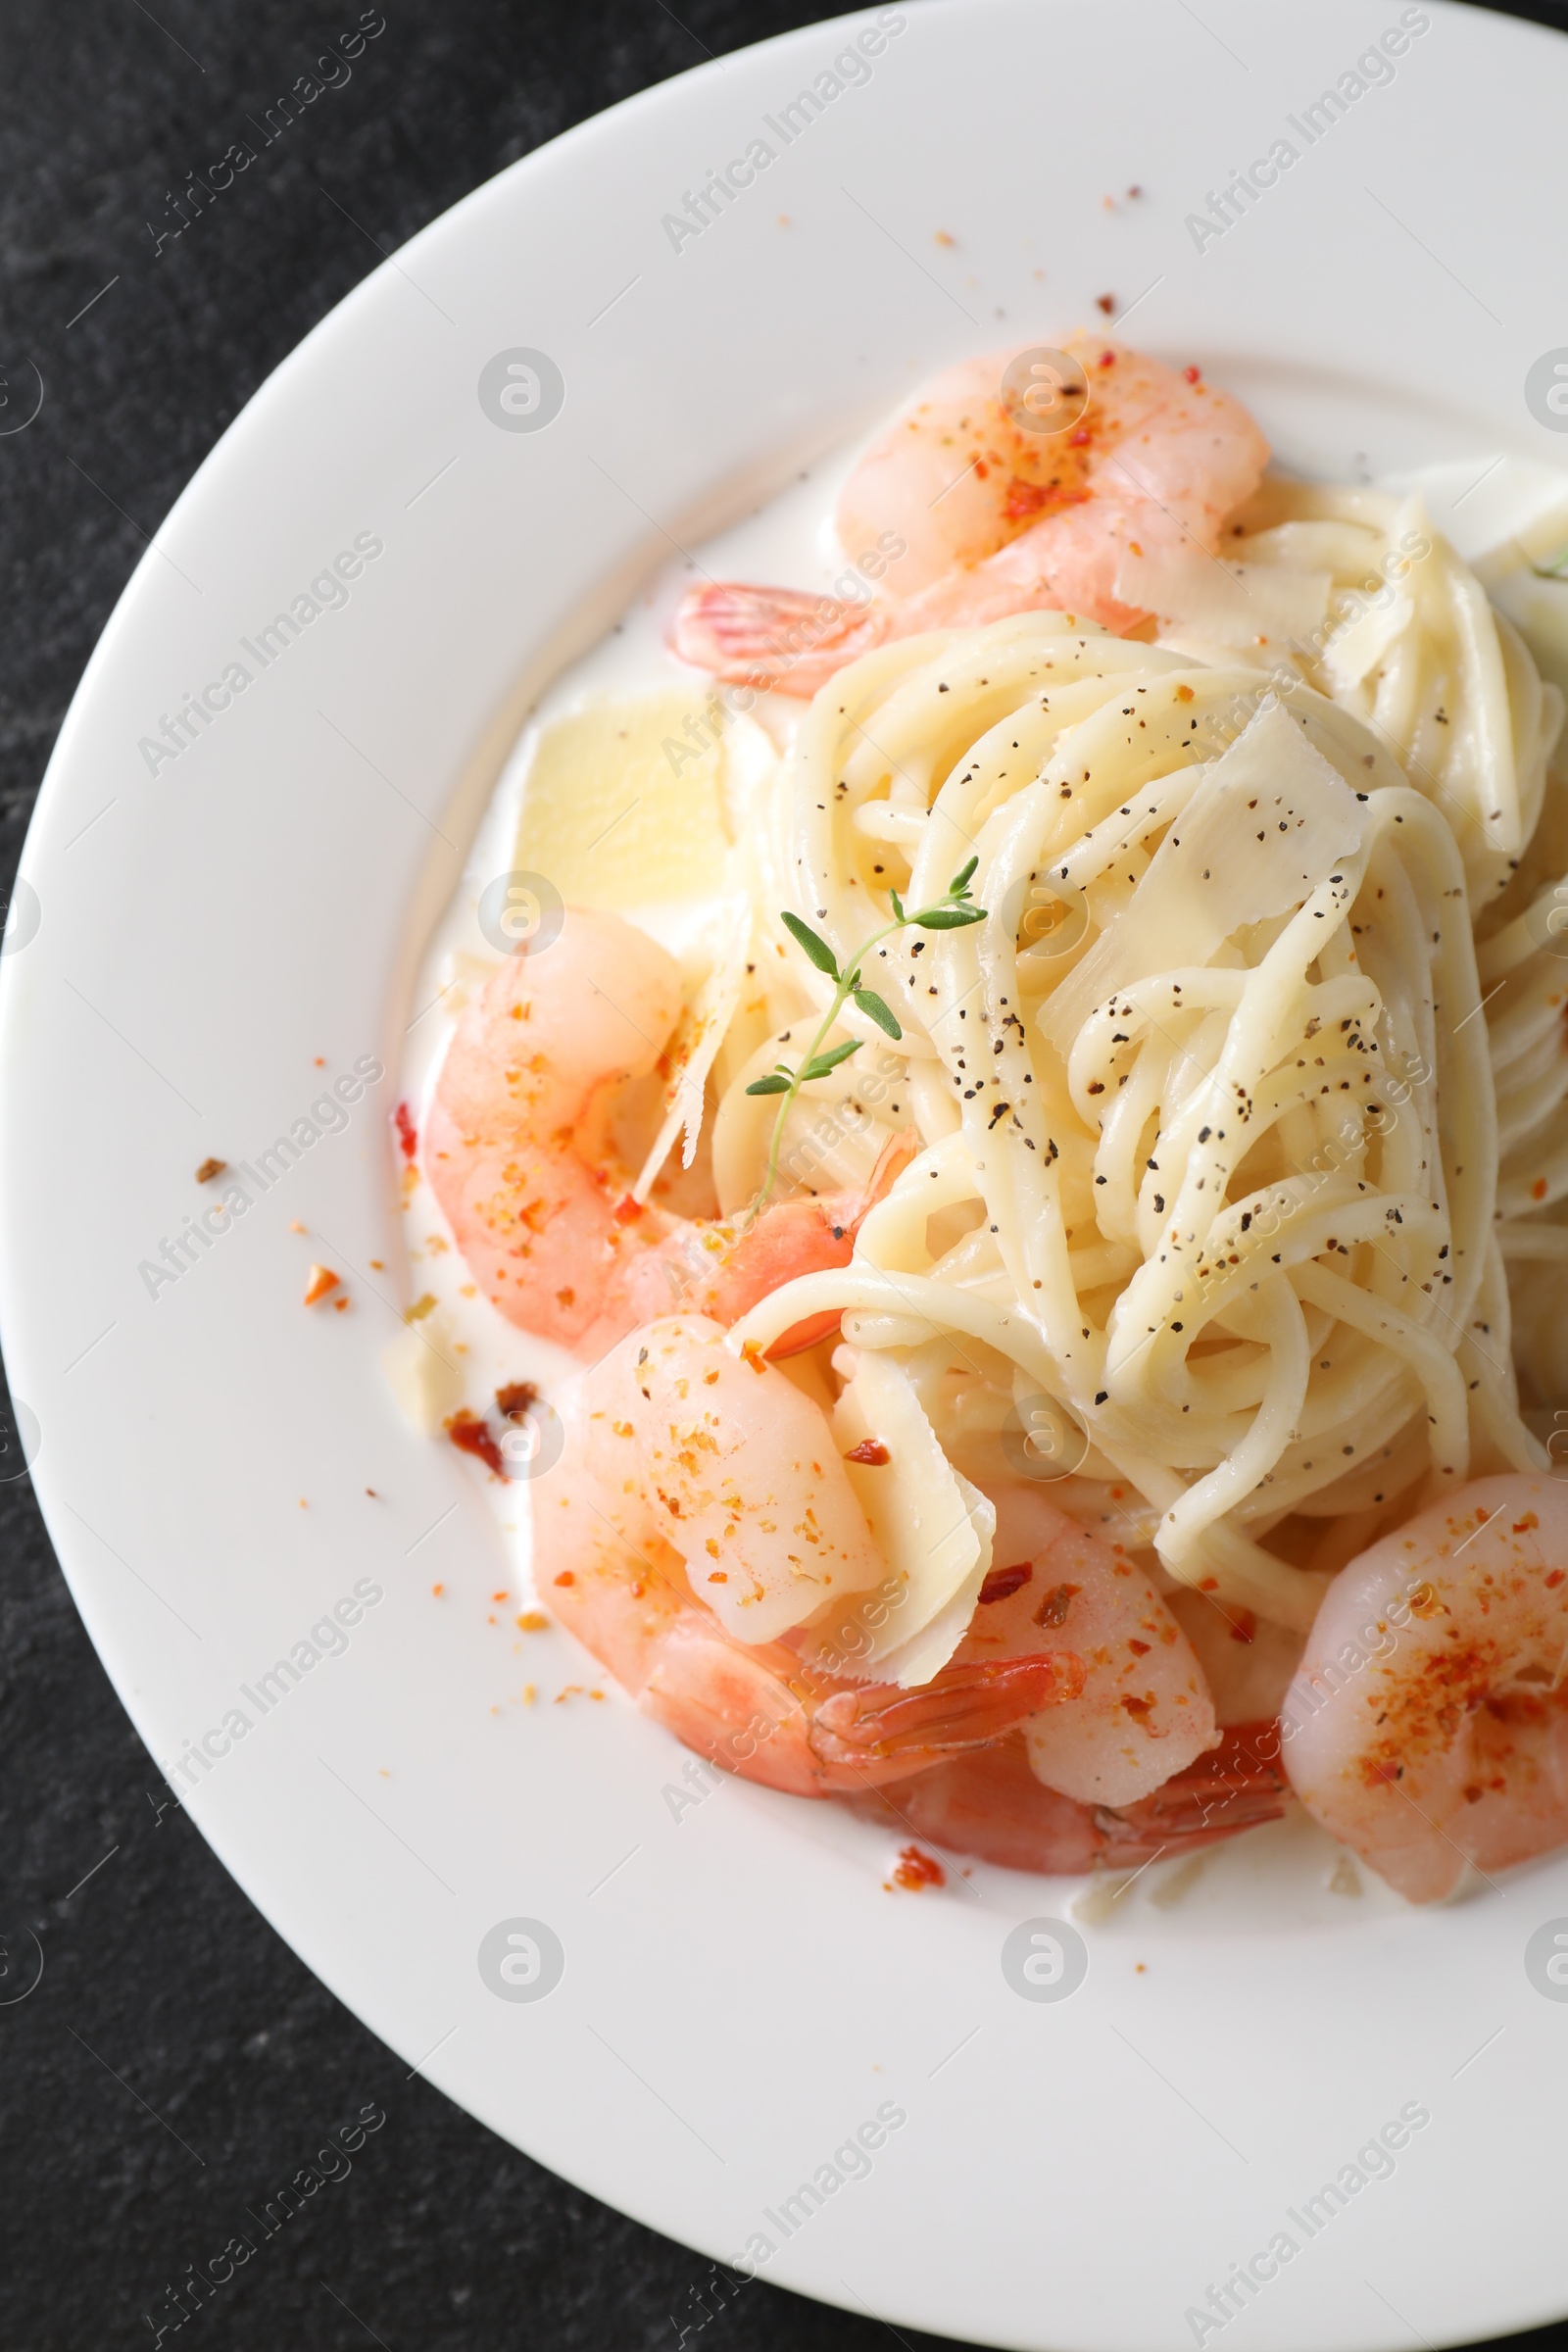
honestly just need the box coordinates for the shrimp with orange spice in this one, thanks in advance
[672,332,1268,696]
[1284,1476,1568,1901]
[535,1317,1085,1793]
[423,907,912,1362]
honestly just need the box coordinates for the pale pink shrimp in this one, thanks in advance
[535,1317,1085,1794]
[424,907,912,1360]
[1283,1476,1568,1902]
[953,1483,1219,1807]
[672,331,1269,696]
[845,1724,1288,1876]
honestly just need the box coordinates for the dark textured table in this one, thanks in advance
[5,3,1568,2346]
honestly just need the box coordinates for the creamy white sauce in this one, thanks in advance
[392,427,1561,1915]
[396,429,882,1577]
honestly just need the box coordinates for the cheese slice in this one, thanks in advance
[633,894,754,1199]
[514,691,763,906]
[1039,699,1366,1060]
[802,1349,994,1688]
[1117,547,1331,645]
[1384,456,1568,581]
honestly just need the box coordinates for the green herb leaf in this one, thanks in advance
[798,1040,862,1083]
[949,856,979,895]
[912,903,989,930]
[781,910,840,978]
[854,988,903,1040]
[745,1073,793,1096]
[888,887,906,922]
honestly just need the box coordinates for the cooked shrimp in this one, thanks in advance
[955,1482,1218,1806]
[847,1723,1288,1876]
[1283,1476,1568,1901]
[672,332,1269,696]
[425,907,911,1359]
[535,1316,1086,1794]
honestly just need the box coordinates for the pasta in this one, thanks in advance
[421,333,1568,1893]
[721,611,1536,1628]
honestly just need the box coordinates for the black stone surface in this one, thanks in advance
[4,2,1568,2346]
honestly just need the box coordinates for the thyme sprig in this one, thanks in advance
[746,858,987,1204]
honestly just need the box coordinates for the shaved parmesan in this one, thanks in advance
[1116,546,1331,646]
[1385,456,1568,581]
[1040,700,1366,1058]
[803,1349,994,1688]
[1492,567,1568,705]
[632,895,753,1200]
[1321,590,1415,694]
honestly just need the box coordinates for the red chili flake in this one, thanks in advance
[740,1339,767,1376]
[1547,1569,1566,1590]
[1099,348,1116,367]
[1128,1636,1151,1656]
[1034,1581,1081,1628]
[845,1438,891,1465]
[892,1845,945,1890]
[1095,293,1116,316]
[1183,364,1201,384]
[1120,1692,1154,1720]
[194,1156,226,1184]
[554,1570,576,1588]
[394,1102,417,1161]
[1229,1607,1257,1646]
[979,1562,1033,1605]
[1514,1512,1540,1534]
[613,1195,645,1225]
[448,1410,506,1478]
[1003,483,1044,523]
[1534,1177,1549,1200]
[496,1381,538,1420]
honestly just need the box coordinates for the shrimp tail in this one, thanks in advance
[671,582,889,698]
[843,1721,1287,1874]
[764,1128,919,1359]
[1093,1721,1288,1864]
[808,1652,1085,1783]
[844,1127,919,1225]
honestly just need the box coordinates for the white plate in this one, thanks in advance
[7,5,1568,2345]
